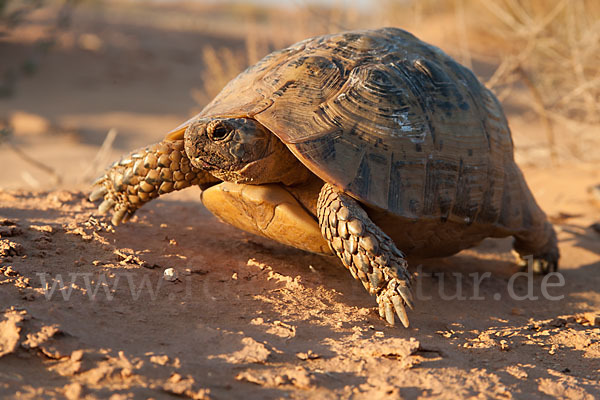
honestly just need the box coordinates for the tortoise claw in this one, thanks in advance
[111,207,128,226]
[89,186,108,202]
[391,294,410,328]
[532,258,557,274]
[396,282,414,310]
[384,300,395,325]
[92,174,107,187]
[98,198,116,214]
[376,278,412,328]
[516,251,559,275]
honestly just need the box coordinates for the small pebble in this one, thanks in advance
[163,268,177,282]
[584,312,600,326]
[296,350,320,360]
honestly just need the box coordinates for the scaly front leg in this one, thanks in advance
[317,183,414,327]
[90,139,219,225]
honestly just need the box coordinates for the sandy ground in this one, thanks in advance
[1,2,599,399]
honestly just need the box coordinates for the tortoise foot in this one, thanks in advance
[90,139,211,225]
[516,252,559,274]
[317,183,413,327]
[514,221,559,275]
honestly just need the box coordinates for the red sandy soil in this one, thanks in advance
[1,2,599,399]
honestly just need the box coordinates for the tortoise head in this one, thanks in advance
[184,117,310,185]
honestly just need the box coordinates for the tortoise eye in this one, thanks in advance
[208,123,230,141]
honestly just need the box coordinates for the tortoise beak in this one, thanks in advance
[165,115,197,140]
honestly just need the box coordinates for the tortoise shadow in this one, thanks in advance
[558,222,600,256]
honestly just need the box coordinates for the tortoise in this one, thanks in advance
[90,27,559,327]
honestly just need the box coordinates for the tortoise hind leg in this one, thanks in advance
[317,183,414,327]
[501,164,559,274]
[513,221,559,274]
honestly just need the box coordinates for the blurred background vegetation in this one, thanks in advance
[0,0,80,97]
[0,0,598,188]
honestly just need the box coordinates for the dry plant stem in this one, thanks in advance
[8,141,62,186]
[482,0,599,159]
[556,77,600,109]
[80,128,118,184]
[517,66,558,166]
[201,45,249,100]
[566,2,596,121]
[485,40,535,94]
[454,0,472,69]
